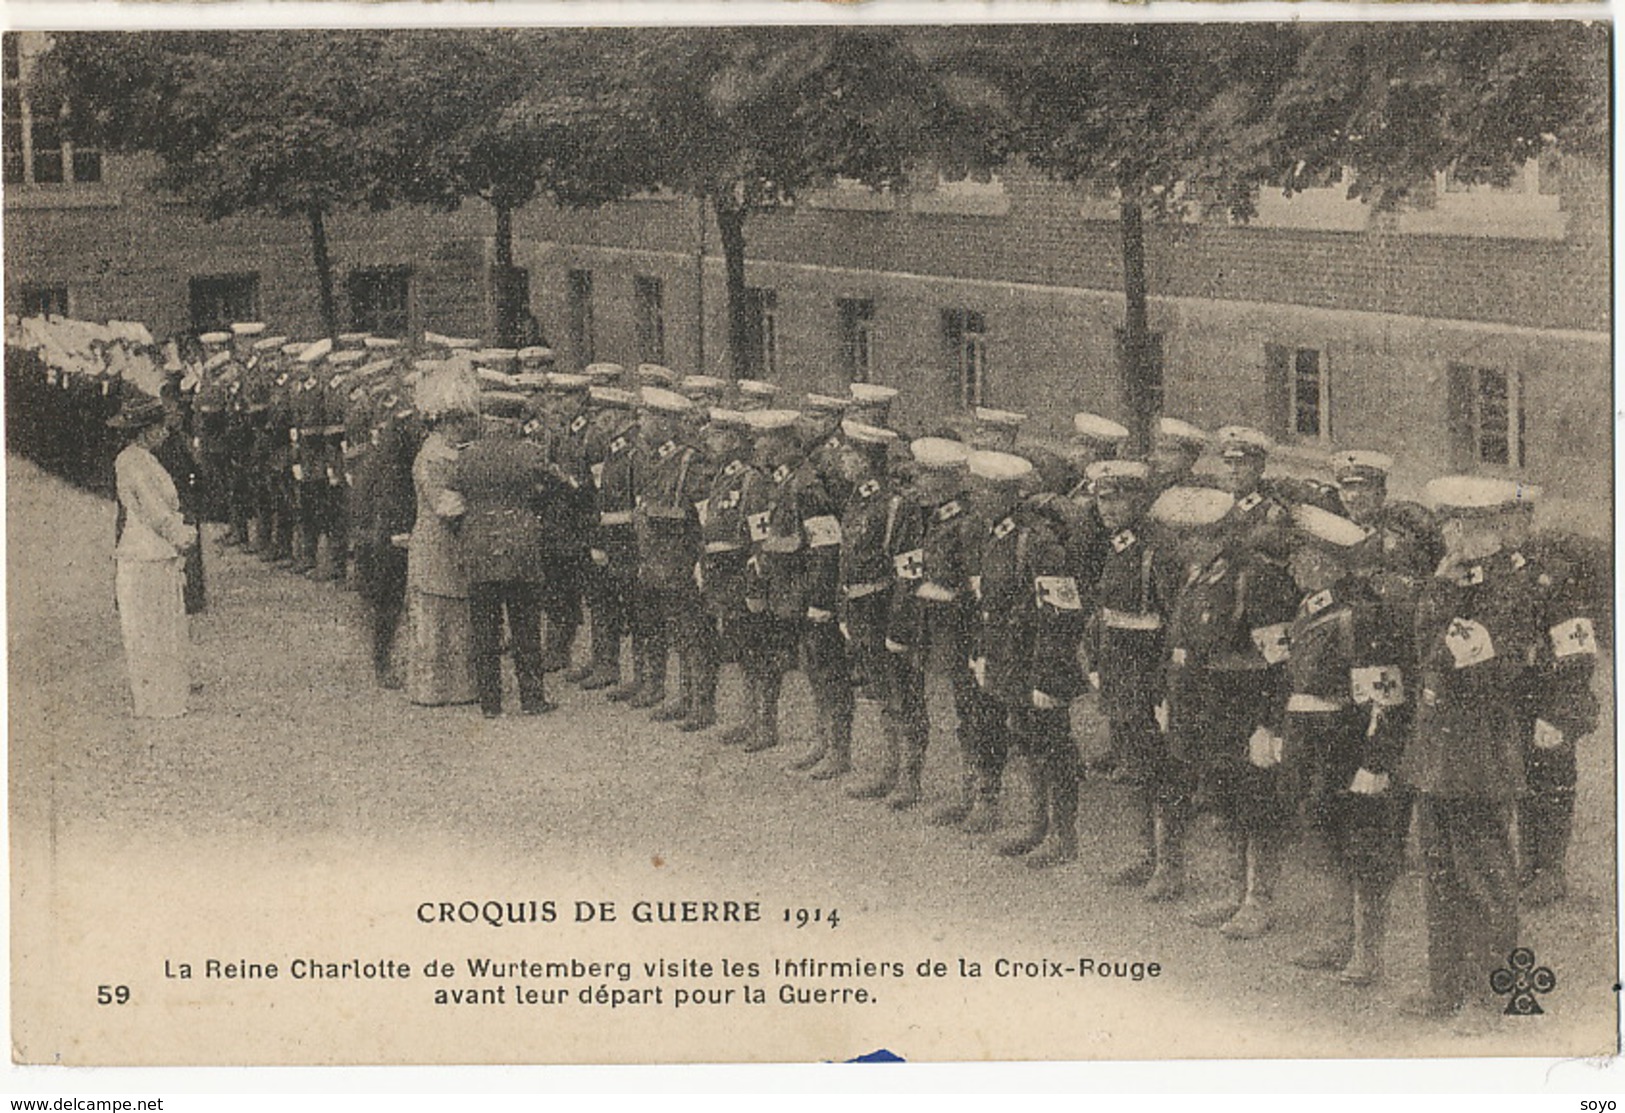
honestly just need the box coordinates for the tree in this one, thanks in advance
[568,27,988,379]
[45,31,424,339]
[384,30,655,346]
[984,24,1303,451]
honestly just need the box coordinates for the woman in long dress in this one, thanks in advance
[109,394,198,718]
[406,366,480,706]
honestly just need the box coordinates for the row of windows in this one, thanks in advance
[2,37,101,187]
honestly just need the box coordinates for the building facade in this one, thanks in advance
[3,31,1610,525]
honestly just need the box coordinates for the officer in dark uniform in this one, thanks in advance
[740,409,816,754]
[698,409,763,742]
[221,322,267,548]
[965,449,1088,868]
[1333,450,1441,627]
[240,333,285,556]
[592,387,643,697]
[1162,484,1299,938]
[571,368,630,688]
[1282,503,1414,987]
[1088,460,1187,895]
[834,419,917,800]
[797,392,855,510]
[1401,477,1599,1029]
[967,407,1026,452]
[1215,424,1291,532]
[634,387,717,724]
[319,349,368,582]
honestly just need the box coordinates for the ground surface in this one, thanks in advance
[8,456,1618,1065]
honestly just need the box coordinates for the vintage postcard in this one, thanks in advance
[4,18,1616,1071]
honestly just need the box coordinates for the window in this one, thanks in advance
[347,266,412,338]
[943,309,988,407]
[567,269,594,365]
[743,287,778,379]
[1114,328,1165,417]
[19,283,68,317]
[189,273,260,334]
[633,275,665,365]
[1449,363,1526,470]
[837,298,875,383]
[1266,344,1331,441]
[2,34,100,188]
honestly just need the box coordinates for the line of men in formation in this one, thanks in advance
[172,321,1598,1028]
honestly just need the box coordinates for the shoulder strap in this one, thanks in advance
[882,494,902,554]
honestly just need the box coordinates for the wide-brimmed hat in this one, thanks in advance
[106,395,166,430]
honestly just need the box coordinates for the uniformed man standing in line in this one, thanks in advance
[1215,425,1291,530]
[241,333,286,556]
[964,450,1089,867]
[739,409,809,753]
[592,386,643,697]
[192,330,235,528]
[288,339,334,575]
[1088,460,1187,894]
[1281,503,1414,986]
[1400,477,1598,1030]
[532,372,594,677]
[321,349,369,582]
[697,408,764,743]
[634,387,717,725]
[260,341,305,566]
[779,403,851,780]
[350,368,421,689]
[1333,450,1440,626]
[884,437,994,825]
[220,322,267,548]
[834,419,917,800]
[568,364,629,687]
[968,407,1026,452]
[735,379,780,412]
[1160,484,1299,938]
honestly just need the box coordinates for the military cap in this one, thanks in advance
[480,389,529,418]
[230,322,267,337]
[1332,450,1395,486]
[803,393,853,416]
[511,373,549,391]
[849,382,899,424]
[329,349,368,367]
[1156,417,1208,449]
[1424,476,1540,516]
[636,363,678,387]
[545,372,590,394]
[337,332,371,349]
[680,374,729,402]
[476,367,517,388]
[744,409,801,434]
[202,351,232,373]
[966,450,1034,484]
[252,335,289,352]
[473,348,518,369]
[1291,503,1370,548]
[297,338,333,364]
[641,386,694,415]
[423,332,480,351]
[1217,424,1274,460]
[517,346,555,365]
[199,331,232,347]
[840,419,898,447]
[364,337,402,351]
[708,408,752,431]
[736,379,780,400]
[584,362,626,383]
[1086,459,1153,492]
[1150,485,1235,528]
[974,406,1028,431]
[910,437,971,471]
[355,359,396,380]
[1073,412,1130,444]
[588,386,638,410]
[280,342,306,358]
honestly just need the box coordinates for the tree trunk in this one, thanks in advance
[1118,198,1154,456]
[491,201,523,347]
[714,194,752,382]
[307,206,339,341]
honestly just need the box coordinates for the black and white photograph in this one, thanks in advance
[3,18,1616,1074]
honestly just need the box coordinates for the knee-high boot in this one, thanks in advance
[1221,833,1280,939]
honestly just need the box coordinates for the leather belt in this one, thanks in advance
[704,541,742,554]
[1286,693,1351,713]
[1101,607,1163,631]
